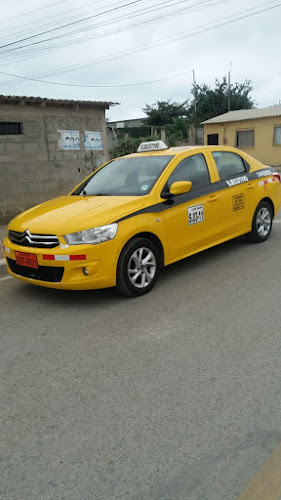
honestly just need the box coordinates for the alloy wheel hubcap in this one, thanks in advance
[128,247,156,288]
[256,207,271,237]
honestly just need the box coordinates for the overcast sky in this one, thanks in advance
[0,0,280,121]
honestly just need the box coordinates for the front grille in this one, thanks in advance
[7,258,64,282]
[9,229,59,248]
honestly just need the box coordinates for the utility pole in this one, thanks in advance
[228,60,232,112]
[193,69,197,145]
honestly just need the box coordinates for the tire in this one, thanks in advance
[247,200,273,243]
[116,237,160,297]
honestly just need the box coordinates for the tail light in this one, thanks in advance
[273,172,281,183]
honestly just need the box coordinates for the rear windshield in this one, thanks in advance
[72,156,173,196]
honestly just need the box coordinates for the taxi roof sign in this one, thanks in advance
[137,140,169,153]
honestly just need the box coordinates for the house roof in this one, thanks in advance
[0,95,117,110]
[107,117,147,128]
[202,105,281,124]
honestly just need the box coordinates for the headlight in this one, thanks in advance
[64,223,118,245]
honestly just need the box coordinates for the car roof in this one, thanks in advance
[124,145,243,159]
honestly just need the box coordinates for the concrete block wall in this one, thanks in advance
[0,104,109,223]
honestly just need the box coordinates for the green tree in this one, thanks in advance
[189,78,254,125]
[143,99,188,126]
[142,100,189,145]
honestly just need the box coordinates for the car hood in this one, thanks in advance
[9,195,147,235]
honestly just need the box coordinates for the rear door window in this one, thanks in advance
[212,152,246,181]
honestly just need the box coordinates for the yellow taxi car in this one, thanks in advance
[3,141,281,296]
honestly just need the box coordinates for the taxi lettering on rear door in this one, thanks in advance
[226,175,249,187]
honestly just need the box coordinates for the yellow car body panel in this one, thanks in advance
[3,145,281,291]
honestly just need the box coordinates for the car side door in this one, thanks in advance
[157,152,223,261]
[210,151,254,238]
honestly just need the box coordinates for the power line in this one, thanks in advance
[1,0,71,24]
[0,0,222,87]
[0,0,218,56]
[0,0,148,51]
[0,0,109,38]
[0,0,279,88]
[26,0,281,80]
[0,70,193,87]
[0,0,277,63]
[0,0,228,84]
[0,0,229,87]
[0,0,199,50]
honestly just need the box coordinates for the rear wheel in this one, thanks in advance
[247,200,273,243]
[116,237,160,297]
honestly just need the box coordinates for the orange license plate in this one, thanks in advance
[15,251,38,269]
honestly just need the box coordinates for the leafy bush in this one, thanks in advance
[110,135,159,158]
[116,126,151,139]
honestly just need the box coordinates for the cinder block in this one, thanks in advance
[0,143,7,154]
[47,142,58,153]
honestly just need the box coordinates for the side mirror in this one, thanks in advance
[170,181,192,196]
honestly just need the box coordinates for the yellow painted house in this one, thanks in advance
[203,105,281,166]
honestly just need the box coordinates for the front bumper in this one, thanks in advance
[3,236,120,290]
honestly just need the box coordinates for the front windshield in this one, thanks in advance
[72,156,173,196]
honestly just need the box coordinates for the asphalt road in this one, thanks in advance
[1,216,281,500]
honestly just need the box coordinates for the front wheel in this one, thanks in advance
[116,237,160,297]
[247,201,273,243]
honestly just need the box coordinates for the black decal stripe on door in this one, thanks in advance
[114,168,276,224]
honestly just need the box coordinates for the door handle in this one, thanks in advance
[208,194,218,202]
[247,183,254,189]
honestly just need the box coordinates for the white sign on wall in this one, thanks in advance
[84,131,103,151]
[59,130,80,150]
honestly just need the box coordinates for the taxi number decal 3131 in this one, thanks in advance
[188,204,204,225]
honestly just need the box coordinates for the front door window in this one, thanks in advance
[166,153,210,191]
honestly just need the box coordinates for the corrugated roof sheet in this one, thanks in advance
[0,95,117,109]
[202,105,281,124]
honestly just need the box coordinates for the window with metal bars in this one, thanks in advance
[0,122,23,135]
[273,126,281,145]
[236,129,254,149]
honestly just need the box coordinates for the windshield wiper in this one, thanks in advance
[81,192,109,196]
